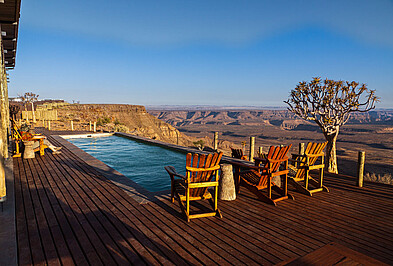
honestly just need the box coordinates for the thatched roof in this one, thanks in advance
[0,0,21,69]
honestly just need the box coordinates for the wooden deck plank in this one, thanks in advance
[31,156,78,266]
[58,145,238,266]
[18,158,47,265]
[48,138,182,265]
[41,149,130,265]
[152,198,268,265]
[14,159,33,266]
[13,130,393,265]
[49,149,171,265]
[25,158,62,266]
[50,136,271,265]
[34,155,102,266]
[47,154,136,265]
[35,154,93,266]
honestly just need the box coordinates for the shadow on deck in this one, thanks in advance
[12,129,393,265]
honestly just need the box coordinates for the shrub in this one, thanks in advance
[114,124,129,133]
[364,173,393,185]
[96,117,111,127]
[193,140,205,151]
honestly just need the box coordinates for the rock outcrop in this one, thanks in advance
[56,104,195,146]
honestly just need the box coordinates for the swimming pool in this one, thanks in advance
[68,135,186,192]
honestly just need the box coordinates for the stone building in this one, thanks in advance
[0,0,21,201]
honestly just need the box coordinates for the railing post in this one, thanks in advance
[357,151,365,187]
[299,142,305,155]
[249,136,255,162]
[48,121,51,131]
[213,132,218,150]
[42,119,45,128]
[258,146,263,157]
[89,121,92,131]
[93,122,96,132]
[71,120,74,131]
[241,141,246,154]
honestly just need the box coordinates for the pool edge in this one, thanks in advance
[53,135,171,204]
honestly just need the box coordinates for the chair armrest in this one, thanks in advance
[292,153,306,157]
[306,152,325,158]
[230,162,267,171]
[164,166,186,179]
[254,156,267,163]
[268,156,289,164]
[186,165,220,172]
[288,158,305,164]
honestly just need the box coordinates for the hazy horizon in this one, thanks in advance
[8,0,393,108]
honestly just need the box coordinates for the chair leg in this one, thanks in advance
[267,176,272,199]
[171,182,175,203]
[216,208,223,218]
[177,196,189,221]
[304,170,309,190]
[319,168,324,188]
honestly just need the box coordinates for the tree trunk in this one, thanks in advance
[324,128,339,174]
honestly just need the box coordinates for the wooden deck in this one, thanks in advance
[13,131,393,265]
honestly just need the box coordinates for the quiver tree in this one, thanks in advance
[19,92,39,123]
[284,77,378,174]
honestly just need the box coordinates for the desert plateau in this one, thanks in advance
[149,108,393,181]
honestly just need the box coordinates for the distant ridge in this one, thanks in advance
[146,105,287,111]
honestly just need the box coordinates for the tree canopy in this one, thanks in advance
[285,77,378,136]
[284,77,378,173]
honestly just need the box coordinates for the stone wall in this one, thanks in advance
[0,37,9,199]
[22,110,58,121]
[0,40,9,159]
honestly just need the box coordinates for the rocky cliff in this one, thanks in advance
[56,104,195,146]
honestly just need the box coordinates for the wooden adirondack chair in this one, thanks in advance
[165,152,223,222]
[288,142,328,196]
[10,118,48,157]
[231,148,247,160]
[234,145,294,206]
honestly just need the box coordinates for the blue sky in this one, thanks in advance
[8,0,393,107]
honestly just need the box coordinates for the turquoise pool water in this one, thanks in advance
[68,135,186,192]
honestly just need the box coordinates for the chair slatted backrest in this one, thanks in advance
[253,145,291,188]
[231,148,243,159]
[186,152,222,197]
[266,145,292,172]
[294,142,327,179]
